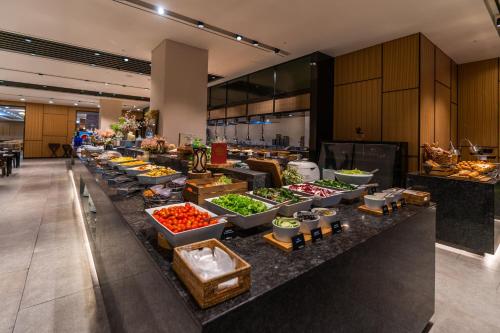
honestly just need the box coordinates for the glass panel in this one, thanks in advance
[227,77,248,104]
[248,68,274,101]
[275,56,311,95]
[210,84,226,107]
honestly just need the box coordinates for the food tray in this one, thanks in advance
[117,161,149,171]
[246,191,313,217]
[204,196,279,229]
[125,165,154,176]
[283,184,344,207]
[309,182,365,200]
[137,172,182,185]
[172,239,251,309]
[145,203,226,247]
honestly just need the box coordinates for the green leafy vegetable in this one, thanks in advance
[273,217,300,228]
[212,194,268,216]
[253,187,301,203]
[282,166,303,185]
[338,169,368,175]
[314,179,356,190]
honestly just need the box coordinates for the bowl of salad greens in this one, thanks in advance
[205,194,279,229]
[333,169,373,186]
[248,187,313,217]
[272,217,301,243]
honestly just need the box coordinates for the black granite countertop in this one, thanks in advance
[83,163,431,325]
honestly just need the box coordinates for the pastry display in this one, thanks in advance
[449,161,496,181]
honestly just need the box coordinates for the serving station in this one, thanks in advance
[72,142,436,333]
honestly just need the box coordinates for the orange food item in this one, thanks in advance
[152,203,217,233]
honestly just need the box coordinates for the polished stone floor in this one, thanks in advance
[0,159,499,332]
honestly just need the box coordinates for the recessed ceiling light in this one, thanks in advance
[105,83,109,86]
[157,6,165,15]
[74,102,78,106]
[98,104,101,108]
[30,53,36,56]
[197,21,204,28]
[236,35,242,41]
[25,38,32,43]
[124,58,129,62]
[20,98,26,101]
[49,100,54,104]
[252,40,259,46]
[94,52,100,56]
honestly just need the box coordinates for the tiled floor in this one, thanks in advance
[1,159,500,332]
[0,159,109,333]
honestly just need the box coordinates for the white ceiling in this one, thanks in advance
[0,0,498,106]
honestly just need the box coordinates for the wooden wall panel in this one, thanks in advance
[248,100,273,116]
[451,103,458,146]
[435,82,451,148]
[43,113,68,137]
[209,108,226,120]
[458,59,499,147]
[44,105,69,115]
[24,103,44,140]
[419,34,435,147]
[451,61,458,103]
[24,140,42,158]
[333,79,381,141]
[435,48,451,87]
[275,93,310,113]
[226,105,246,118]
[334,45,382,85]
[382,89,419,158]
[382,34,419,92]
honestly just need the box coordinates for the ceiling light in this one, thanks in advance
[20,98,26,101]
[124,58,129,62]
[236,35,242,41]
[105,83,109,85]
[74,102,78,106]
[157,6,165,15]
[197,21,204,28]
[98,104,101,108]
[30,53,36,56]
[25,38,32,43]
[252,40,259,46]
[94,52,100,56]
[49,100,54,104]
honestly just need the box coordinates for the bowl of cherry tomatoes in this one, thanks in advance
[145,202,226,247]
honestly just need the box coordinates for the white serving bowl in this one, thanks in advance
[382,189,403,202]
[373,192,395,205]
[334,171,373,186]
[272,219,301,243]
[311,208,338,227]
[363,195,387,210]
[293,211,320,234]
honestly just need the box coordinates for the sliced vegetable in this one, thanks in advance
[273,217,300,228]
[314,179,356,190]
[253,187,301,203]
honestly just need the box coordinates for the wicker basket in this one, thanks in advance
[173,239,251,309]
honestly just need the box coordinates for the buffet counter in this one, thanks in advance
[408,172,500,254]
[73,160,435,333]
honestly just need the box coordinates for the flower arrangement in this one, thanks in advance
[141,137,159,152]
[96,129,115,138]
[110,111,140,136]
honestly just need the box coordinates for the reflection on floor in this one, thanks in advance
[0,159,499,332]
[0,159,109,333]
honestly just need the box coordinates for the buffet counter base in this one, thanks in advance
[73,161,435,333]
[408,172,500,255]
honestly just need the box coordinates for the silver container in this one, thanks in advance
[204,196,279,229]
[137,172,182,185]
[125,166,153,176]
[145,203,226,247]
[117,161,149,171]
[246,191,313,217]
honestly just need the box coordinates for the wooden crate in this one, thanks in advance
[183,177,248,204]
[172,239,251,309]
[402,189,430,206]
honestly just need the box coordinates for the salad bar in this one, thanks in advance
[72,152,436,333]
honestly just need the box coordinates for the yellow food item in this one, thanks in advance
[144,167,177,177]
[110,157,135,163]
[135,164,165,171]
[121,161,147,167]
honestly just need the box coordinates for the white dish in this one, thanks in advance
[363,194,387,209]
[145,203,226,247]
[334,171,373,186]
[272,219,300,243]
[293,211,320,234]
[311,208,338,227]
[204,196,279,229]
